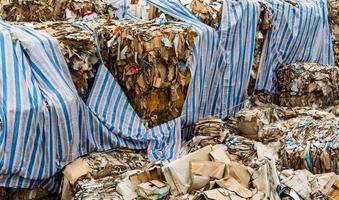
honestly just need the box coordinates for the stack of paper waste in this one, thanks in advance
[180,118,229,155]
[278,63,339,108]
[235,103,339,174]
[87,19,196,127]
[278,115,339,174]
[61,149,148,199]
[58,112,339,199]
[16,21,99,100]
[0,0,115,22]
[328,0,339,66]
[178,0,224,28]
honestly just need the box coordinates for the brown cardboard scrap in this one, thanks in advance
[87,18,196,127]
[216,177,253,198]
[62,158,92,185]
[203,188,231,200]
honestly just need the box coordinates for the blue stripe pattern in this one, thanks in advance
[255,0,334,93]
[0,21,180,191]
[0,0,334,193]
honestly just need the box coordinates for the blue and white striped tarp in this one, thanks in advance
[255,0,334,93]
[0,0,334,193]
[0,20,179,192]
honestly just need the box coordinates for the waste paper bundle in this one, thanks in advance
[182,0,224,29]
[0,0,115,22]
[278,63,339,108]
[14,21,99,100]
[88,19,196,127]
[62,149,148,199]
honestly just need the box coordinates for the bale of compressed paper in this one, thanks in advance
[62,149,148,199]
[235,106,276,140]
[328,0,339,66]
[278,63,339,108]
[0,0,115,22]
[279,116,339,174]
[90,19,196,127]
[177,0,223,29]
[19,22,99,100]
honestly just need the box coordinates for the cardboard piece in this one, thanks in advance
[62,158,91,185]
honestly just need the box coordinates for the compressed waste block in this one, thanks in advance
[180,0,224,29]
[278,116,339,174]
[278,63,339,108]
[235,103,339,174]
[328,0,339,66]
[16,21,99,100]
[87,19,196,127]
[0,0,115,22]
[235,106,276,140]
[129,0,224,28]
[61,149,148,199]
[180,118,228,155]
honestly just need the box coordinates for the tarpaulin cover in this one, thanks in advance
[255,0,334,93]
[0,0,334,192]
[0,20,180,192]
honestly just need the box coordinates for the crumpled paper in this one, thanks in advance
[85,18,196,127]
[278,63,339,108]
[62,149,148,199]
[1,0,116,22]
[180,0,224,28]
[180,118,229,155]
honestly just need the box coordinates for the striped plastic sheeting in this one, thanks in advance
[114,0,261,125]
[255,0,334,93]
[0,20,179,192]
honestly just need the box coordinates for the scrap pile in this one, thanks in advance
[328,0,339,66]
[180,118,229,155]
[0,0,115,22]
[61,149,148,199]
[180,0,224,28]
[278,63,339,108]
[15,21,99,100]
[89,19,196,127]
[236,104,339,174]
[60,118,339,199]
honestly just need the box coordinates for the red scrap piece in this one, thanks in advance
[129,66,139,75]
[114,27,121,35]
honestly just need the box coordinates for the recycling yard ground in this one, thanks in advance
[0,0,339,199]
